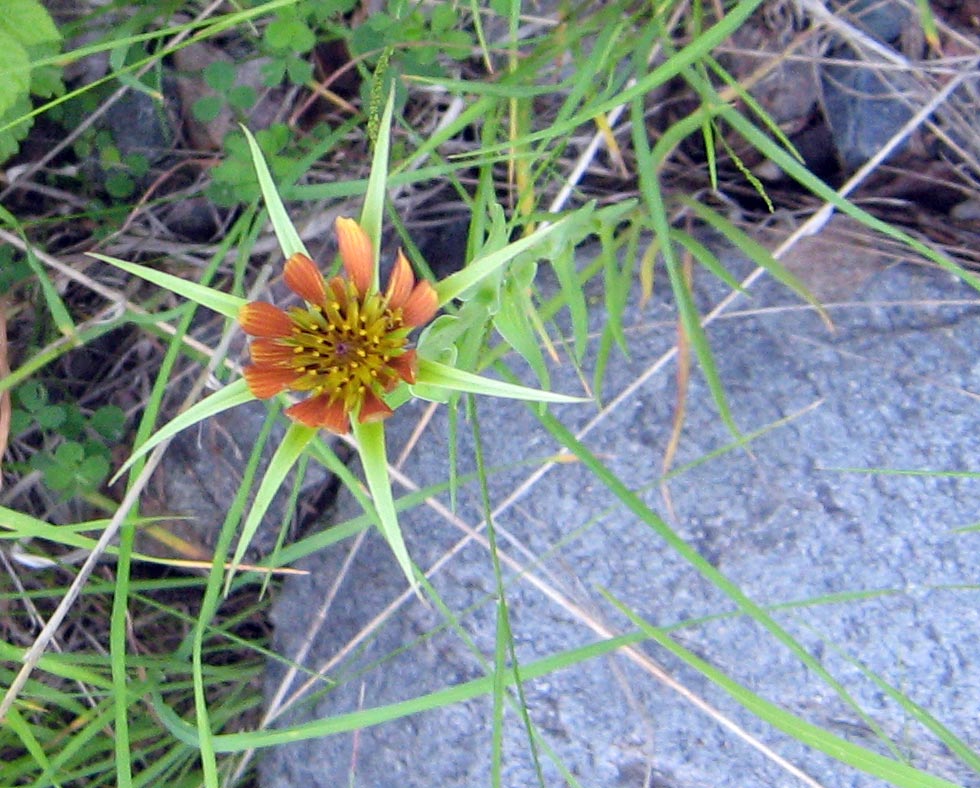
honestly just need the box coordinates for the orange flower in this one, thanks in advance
[238,217,438,433]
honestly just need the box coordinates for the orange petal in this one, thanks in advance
[327,277,348,308]
[285,394,350,434]
[358,391,393,424]
[243,364,299,398]
[385,249,415,310]
[249,338,294,366]
[335,217,373,294]
[388,350,417,385]
[239,302,293,337]
[400,281,439,328]
[284,252,327,305]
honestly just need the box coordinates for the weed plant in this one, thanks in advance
[1,2,979,787]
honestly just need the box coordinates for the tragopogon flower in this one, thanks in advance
[238,217,438,433]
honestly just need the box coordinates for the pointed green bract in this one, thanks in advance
[88,253,247,319]
[226,422,317,594]
[433,207,590,305]
[360,88,396,290]
[241,125,307,260]
[110,379,255,484]
[414,358,588,404]
[353,419,417,593]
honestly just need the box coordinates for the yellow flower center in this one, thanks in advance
[284,282,412,414]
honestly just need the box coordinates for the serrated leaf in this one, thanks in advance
[87,253,247,319]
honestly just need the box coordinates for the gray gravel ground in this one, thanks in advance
[260,228,980,788]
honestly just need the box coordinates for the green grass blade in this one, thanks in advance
[603,591,963,788]
[87,253,246,318]
[680,198,830,327]
[537,410,897,759]
[154,633,648,750]
[0,205,77,341]
[669,229,745,293]
[23,248,77,341]
[4,706,50,773]
[631,96,740,438]
[716,105,980,291]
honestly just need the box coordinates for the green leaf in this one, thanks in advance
[16,380,47,411]
[105,170,135,199]
[265,17,314,53]
[285,54,313,85]
[0,0,61,47]
[0,204,76,341]
[111,379,254,483]
[34,404,65,429]
[204,60,236,92]
[87,252,247,319]
[9,408,29,436]
[227,85,257,111]
[90,405,126,441]
[680,198,829,327]
[414,359,588,404]
[77,453,110,489]
[29,62,63,99]
[492,273,549,387]
[669,229,745,293]
[260,58,286,86]
[550,242,589,362]
[192,95,224,124]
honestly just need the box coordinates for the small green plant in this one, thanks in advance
[9,381,125,499]
[190,61,260,125]
[0,0,63,162]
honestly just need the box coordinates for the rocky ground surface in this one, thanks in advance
[257,225,980,788]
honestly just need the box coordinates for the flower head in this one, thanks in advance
[239,217,438,433]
